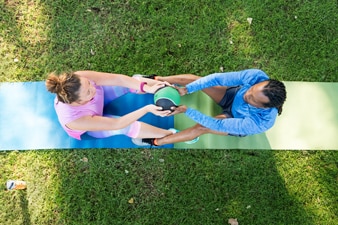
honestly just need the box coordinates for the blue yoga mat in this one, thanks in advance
[0,82,174,150]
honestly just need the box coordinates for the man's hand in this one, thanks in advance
[167,105,187,116]
[176,87,188,96]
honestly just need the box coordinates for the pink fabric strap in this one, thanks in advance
[140,82,147,93]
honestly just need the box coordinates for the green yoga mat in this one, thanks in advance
[174,82,338,150]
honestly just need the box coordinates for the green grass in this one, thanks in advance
[0,0,337,224]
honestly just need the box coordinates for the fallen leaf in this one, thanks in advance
[128,198,134,204]
[81,157,88,162]
[228,218,239,225]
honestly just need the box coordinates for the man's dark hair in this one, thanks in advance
[262,79,287,115]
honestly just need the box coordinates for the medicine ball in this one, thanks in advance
[154,86,181,111]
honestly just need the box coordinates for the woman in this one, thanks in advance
[45,70,174,140]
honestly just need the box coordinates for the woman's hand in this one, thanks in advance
[145,104,172,117]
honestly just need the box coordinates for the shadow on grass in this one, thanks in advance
[150,150,316,224]
[45,149,318,224]
[19,191,32,225]
[0,188,31,224]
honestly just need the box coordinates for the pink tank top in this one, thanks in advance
[54,81,104,140]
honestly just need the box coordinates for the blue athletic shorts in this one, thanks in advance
[218,86,245,137]
[218,86,241,118]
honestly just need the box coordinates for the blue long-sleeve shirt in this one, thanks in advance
[185,69,278,136]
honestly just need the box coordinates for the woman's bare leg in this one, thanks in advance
[136,122,173,138]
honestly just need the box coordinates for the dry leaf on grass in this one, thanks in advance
[80,157,88,162]
[228,218,239,225]
[128,198,134,204]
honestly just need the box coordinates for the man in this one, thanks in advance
[134,69,287,146]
